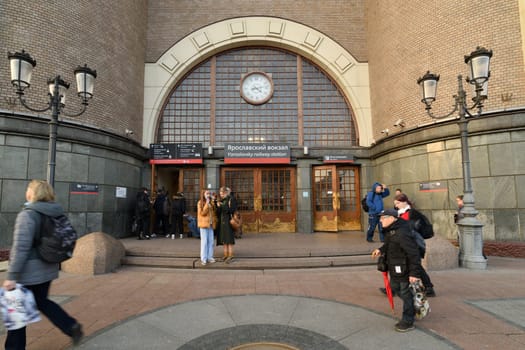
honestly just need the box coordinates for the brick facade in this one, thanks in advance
[0,0,148,140]
[145,0,367,63]
[2,0,522,141]
[366,0,525,140]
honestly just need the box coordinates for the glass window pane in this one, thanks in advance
[224,170,254,211]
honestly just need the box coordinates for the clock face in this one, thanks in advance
[240,72,273,105]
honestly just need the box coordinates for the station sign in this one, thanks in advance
[224,143,290,164]
[323,155,354,163]
[149,143,203,164]
[419,182,447,192]
[70,183,99,195]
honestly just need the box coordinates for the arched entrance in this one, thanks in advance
[143,16,372,147]
[144,17,368,234]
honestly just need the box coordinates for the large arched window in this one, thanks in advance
[157,47,356,147]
